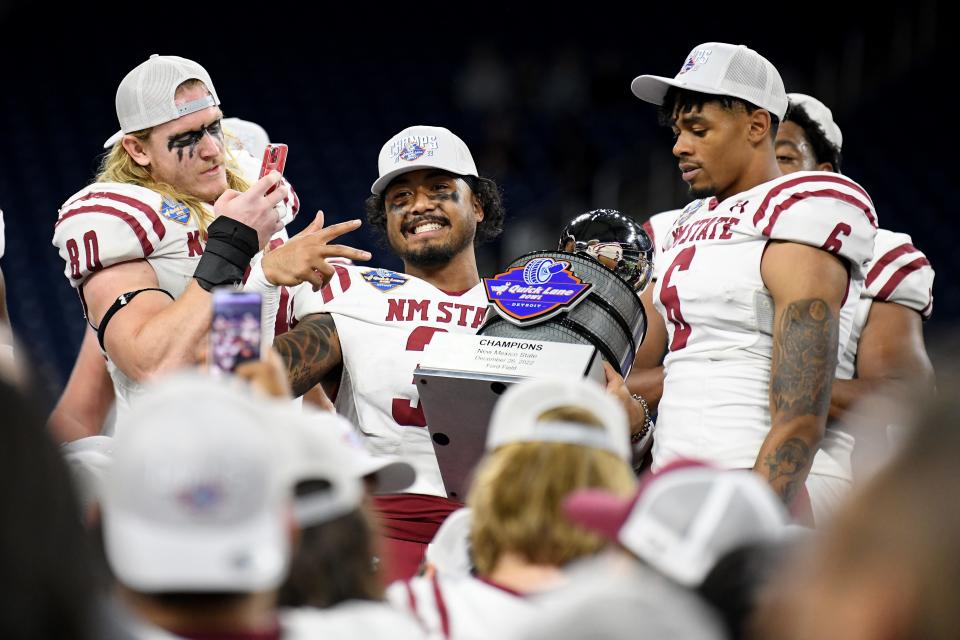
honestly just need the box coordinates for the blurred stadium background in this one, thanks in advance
[0,2,951,402]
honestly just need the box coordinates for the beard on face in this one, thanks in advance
[688,183,716,199]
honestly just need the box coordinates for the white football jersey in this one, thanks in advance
[282,602,425,640]
[387,573,542,640]
[837,229,934,379]
[291,265,488,497]
[52,153,299,428]
[650,171,877,479]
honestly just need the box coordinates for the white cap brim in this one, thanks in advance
[104,506,288,592]
[631,74,737,107]
[371,162,477,196]
[103,129,123,149]
[357,456,416,494]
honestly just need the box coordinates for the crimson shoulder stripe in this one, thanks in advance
[56,205,154,256]
[865,243,918,287]
[761,188,875,236]
[874,256,931,302]
[66,191,166,241]
[431,574,451,639]
[335,265,351,293]
[753,175,876,229]
[642,220,655,245]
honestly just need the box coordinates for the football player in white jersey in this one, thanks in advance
[630,42,878,523]
[776,93,935,419]
[249,125,506,583]
[249,125,647,581]
[50,55,365,436]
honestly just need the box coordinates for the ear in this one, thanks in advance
[121,134,152,168]
[471,186,485,223]
[817,161,836,172]
[746,109,774,145]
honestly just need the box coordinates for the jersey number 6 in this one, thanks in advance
[660,246,696,351]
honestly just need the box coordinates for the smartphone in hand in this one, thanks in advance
[210,289,262,376]
[259,143,288,196]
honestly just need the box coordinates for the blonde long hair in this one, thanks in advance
[468,407,637,576]
[95,80,250,235]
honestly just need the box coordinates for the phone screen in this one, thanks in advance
[210,289,262,376]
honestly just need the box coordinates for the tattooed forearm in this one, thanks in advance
[273,313,342,397]
[759,298,839,503]
[763,437,811,504]
[770,298,838,424]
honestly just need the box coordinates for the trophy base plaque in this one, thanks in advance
[415,332,605,500]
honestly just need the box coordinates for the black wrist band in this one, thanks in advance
[193,217,259,291]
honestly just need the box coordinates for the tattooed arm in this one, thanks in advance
[272,312,343,398]
[757,241,848,504]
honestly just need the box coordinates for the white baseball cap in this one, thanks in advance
[486,377,630,461]
[787,93,843,151]
[564,461,789,586]
[631,43,788,120]
[101,373,292,593]
[371,125,478,195]
[104,54,220,148]
[283,406,416,496]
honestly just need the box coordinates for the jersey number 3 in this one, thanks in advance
[391,326,448,427]
[660,246,696,351]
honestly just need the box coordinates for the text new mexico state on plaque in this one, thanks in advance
[415,333,606,500]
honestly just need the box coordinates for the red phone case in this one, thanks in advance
[259,143,288,195]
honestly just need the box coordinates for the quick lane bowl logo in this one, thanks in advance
[485,257,592,325]
[678,49,712,75]
[160,199,191,224]
[390,135,439,164]
[362,268,408,292]
[176,482,225,514]
[673,198,705,228]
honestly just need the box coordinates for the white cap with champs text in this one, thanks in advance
[371,125,478,195]
[631,43,787,120]
[105,54,220,147]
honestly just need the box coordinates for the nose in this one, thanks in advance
[672,131,692,159]
[407,187,436,214]
[198,129,222,159]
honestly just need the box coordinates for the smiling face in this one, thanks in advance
[124,83,228,202]
[382,169,484,268]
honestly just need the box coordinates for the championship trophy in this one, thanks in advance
[416,209,654,499]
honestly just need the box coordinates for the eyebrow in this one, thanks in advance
[775,140,802,152]
[167,112,224,142]
[387,171,456,192]
[676,114,708,127]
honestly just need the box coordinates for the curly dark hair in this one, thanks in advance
[364,174,505,248]
[658,86,780,140]
[783,100,843,173]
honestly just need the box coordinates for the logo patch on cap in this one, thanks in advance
[678,49,712,75]
[160,199,191,225]
[485,257,592,325]
[176,482,225,513]
[361,268,408,292]
[390,135,439,164]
